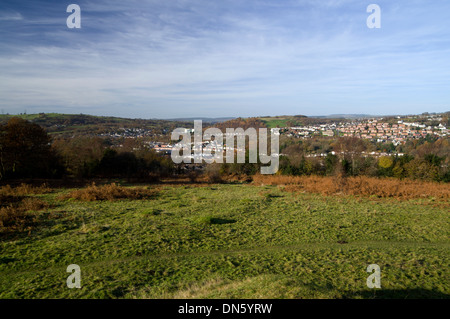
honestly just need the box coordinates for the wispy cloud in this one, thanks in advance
[0,11,23,21]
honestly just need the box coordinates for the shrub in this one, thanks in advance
[0,184,52,234]
[0,198,49,235]
[0,194,23,207]
[187,171,199,183]
[20,198,49,212]
[205,164,223,184]
[0,206,27,229]
[378,156,394,169]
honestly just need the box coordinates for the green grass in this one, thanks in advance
[0,184,448,298]
[259,117,291,128]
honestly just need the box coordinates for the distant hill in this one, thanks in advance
[255,114,356,128]
[1,112,447,134]
[0,113,194,137]
[313,114,377,119]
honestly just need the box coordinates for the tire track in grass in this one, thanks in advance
[1,240,449,279]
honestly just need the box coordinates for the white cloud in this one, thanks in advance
[0,12,23,21]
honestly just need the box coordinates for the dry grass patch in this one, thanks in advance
[0,198,50,235]
[252,174,450,200]
[0,183,52,197]
[0,183,53,235]
[0,206,28,230]
[58,183,159,201]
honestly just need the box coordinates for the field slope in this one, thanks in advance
[0,183,449,298]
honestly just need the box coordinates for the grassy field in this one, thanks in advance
[0,182,449,299]
[259,117,292,128]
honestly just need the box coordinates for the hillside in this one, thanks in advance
[0,181,448,298]
[0,113,193,138]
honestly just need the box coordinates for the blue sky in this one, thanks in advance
[0,0,449,119]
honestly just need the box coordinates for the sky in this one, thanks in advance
[0,0,449,119]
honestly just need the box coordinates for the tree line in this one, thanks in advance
[1,117,448,182]
[277,136,449,182]
[0,118,173,181]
